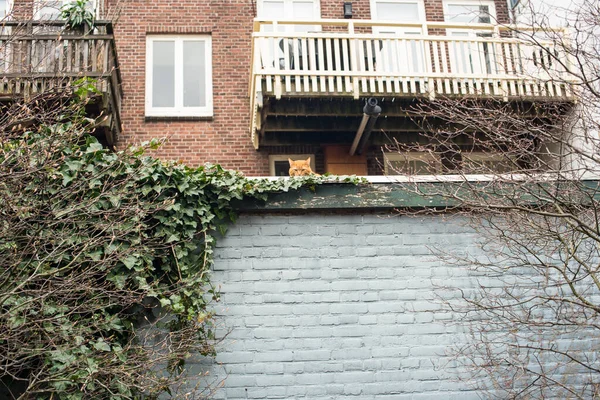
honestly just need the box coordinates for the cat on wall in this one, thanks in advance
[288,157,319,176]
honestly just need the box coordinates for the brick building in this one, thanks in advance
[1,0,576,176]
[0,1,589,399]
[106,0,513,176]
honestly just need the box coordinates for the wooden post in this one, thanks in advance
[494,26,508,101]
[348,22,359,99]
[422,22,435,99]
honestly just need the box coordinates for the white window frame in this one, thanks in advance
[369,0,426,27]
[269,154,316,176]
[34,0,99,20]
[384,151,515,175]
[443,0,497,75]
[443,0,496,25]
[383,152,441,175]
[257,0,321,25]
[145,35,213,118]
[461,151,515,173]
[1,0,13,19]
[369,0,426,74]
[257,0,321,70]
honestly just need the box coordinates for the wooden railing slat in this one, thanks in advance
[317,38,325,92]
[333,38,342,93]
[325,37,334,92]
[341,37,350,93]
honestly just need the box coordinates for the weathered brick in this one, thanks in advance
[207,212,535,399]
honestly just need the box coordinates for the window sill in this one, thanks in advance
[145,116,214,122]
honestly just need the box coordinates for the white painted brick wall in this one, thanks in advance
[200,213,482,399]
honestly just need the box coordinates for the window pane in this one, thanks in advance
[292,1,314,19]
[260,1,284,18]
[261,0,284,16]
[274,161,290,176]
[183,41,206,108]
[35,0,62,19]
[0,0,7,18]
[152,41,175,108]
[292,1,317,32]
[260,1,284,32]
[375,2,419,21]
[478,6,491,23]
[446,4,491,23]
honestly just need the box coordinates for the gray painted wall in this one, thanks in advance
[199,213,483,399]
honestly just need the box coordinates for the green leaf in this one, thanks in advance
[159,298,171,307]
[61,171,76,186]
[42,304,58,316]
[120,255,138,270]
[166,233,179,243]
[108,273,127,289]
[51,350,77,366]
[86,142,103,153]
[88,249,103,261]
[93,339,111,352]
[66,160,83,171]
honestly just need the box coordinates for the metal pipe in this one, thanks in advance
[356,113,379,155]
[350,98,381,156]
[349,114,369,155]
[363,97,381,116]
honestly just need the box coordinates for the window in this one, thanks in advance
[383,152,441,175]
[384,152,515,175]
[444,1,494,24]
[370,0,424,25]
[145,35,213,117]
[257,0,320,31]
[257,0,320,70]
[34,0,97,19]
[370,0,426,74]
[444,1,497,75]
[461,152,515,173]
[0,0,12,19]
[269,154,315,176]
[34,0,62,19]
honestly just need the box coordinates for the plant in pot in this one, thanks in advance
[60,0,95,34]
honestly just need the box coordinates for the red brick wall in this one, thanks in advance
[11,0,32,18]
[320,0,509,22]
[106,0,268,174]
[83,0,508,175]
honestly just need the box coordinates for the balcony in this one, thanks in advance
[0,20,122,147]
[250,18,577,149]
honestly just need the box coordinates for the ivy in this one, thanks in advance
[0,108,360,398]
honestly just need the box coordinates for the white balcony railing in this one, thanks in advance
[250,19,577,101]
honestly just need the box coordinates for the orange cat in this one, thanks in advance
[288,157,320,176]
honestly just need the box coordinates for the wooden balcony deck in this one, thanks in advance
[249,18,578,148]
[0,20,122,146]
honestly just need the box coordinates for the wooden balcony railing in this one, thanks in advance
[250,19,578,101]
[0,20,122,143]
